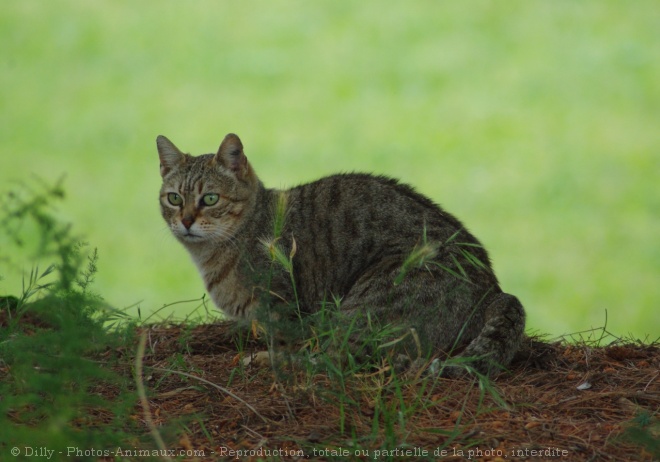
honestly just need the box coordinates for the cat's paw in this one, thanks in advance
[242,350,272,367]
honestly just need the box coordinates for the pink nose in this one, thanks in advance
[181,216,194,229]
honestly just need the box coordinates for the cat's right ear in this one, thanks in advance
[157,135,185,177]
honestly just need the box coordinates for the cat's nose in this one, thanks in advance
[181,216,194,229]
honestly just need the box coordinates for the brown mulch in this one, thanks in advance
[122,322,659,461]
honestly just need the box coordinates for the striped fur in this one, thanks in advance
[157,133,526,376]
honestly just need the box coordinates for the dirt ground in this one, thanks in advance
[119,322,659,461]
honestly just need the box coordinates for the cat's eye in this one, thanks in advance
[202,194,219,206]
[167,193,183,206]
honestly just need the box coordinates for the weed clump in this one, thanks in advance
[0,182,137,455]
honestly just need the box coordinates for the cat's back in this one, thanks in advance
[276,173,479,298]
[286,172,464,245]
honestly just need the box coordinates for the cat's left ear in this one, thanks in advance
[216,133,249,179]
[157,135,185,177]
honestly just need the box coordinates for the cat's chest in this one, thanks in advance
[188,247,254,317]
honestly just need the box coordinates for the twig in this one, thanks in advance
[643,371,658,393]
[135,332,172,460]
[548,391,660,408]
[152,366,271,424]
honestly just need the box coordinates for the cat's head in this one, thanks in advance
[157,133,259,245]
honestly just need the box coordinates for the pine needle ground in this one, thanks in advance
[105,321,658,461]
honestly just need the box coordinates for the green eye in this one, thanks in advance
[167,193,183,206]
[202,194,219,206]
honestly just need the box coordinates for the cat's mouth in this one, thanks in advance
[180,231,203,241]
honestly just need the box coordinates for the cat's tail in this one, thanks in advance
[447,292,526,377]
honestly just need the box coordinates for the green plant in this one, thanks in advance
[621,412,660,459]
[0,182,139,457]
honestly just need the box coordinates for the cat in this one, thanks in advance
[157,133,526,376]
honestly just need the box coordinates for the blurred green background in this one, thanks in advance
[1,1,658,338]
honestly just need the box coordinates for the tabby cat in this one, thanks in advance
[157,133,525,376]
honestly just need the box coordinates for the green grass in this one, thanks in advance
[1,1,658,338]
